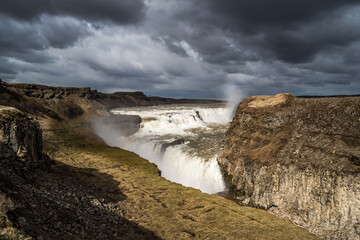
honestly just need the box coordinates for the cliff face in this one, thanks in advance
[219,94,360,239]
[0,107,44,170]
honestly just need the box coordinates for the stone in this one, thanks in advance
[17,145,28,159]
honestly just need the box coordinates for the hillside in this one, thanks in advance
[0,80,217,121]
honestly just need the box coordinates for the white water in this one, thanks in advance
[93,104,232,194]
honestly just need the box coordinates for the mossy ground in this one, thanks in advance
[42,124,319,240]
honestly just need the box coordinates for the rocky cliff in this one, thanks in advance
[219,94,360,239]
[0,107,45,170]
[0,106,46,239]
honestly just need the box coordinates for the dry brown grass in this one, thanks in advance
[247,94,293,108]
[0,194,14,213]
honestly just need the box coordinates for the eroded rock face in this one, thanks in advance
[219,94,360,239]
[0,107,43,169]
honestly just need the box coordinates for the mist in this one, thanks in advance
[223,84,246,119]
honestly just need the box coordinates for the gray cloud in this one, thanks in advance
[168,0,360,64]
[1,0,360,99]
[204,0,358,29]
[40,16,92,49]
[0,15,91,64]
[0,0,145,69]
[0,0,145,24]
[144,0,360,96]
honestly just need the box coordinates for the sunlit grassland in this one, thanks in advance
[42,125,319,240]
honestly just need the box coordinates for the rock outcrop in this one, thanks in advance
[0,106,159,239]
[0,106,44,170]
[219,94,360,239]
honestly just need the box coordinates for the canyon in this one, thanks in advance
[1,80,357,239]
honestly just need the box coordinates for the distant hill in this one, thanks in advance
[0,80,221,121]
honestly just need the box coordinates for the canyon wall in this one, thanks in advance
[219,94,360,239]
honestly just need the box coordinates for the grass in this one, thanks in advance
[43,125,319,240]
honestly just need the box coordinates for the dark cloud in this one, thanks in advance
[86,60,162,81]
[0,0,146,65]
[261,9,360,63]
[1,0,360,98]
[0,17,45,54]
[204,0,359,30]
[0,15,91,64]
[40,17,92,49]
[174,0,360,64]
[0,0,145,24]
[343,43,360,65]
[0,57,18,76]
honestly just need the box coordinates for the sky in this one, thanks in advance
[1,0,360,99]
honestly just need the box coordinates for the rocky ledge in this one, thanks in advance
[219,94,360,239]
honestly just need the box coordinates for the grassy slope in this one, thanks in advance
[43,124,319,240]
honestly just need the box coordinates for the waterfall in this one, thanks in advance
[93,104,230,194]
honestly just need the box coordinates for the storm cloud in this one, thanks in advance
[1,0,360,98]
[0,0,145,24]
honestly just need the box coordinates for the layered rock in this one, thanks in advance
[219,94,360,239]
[0,107,44,169]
